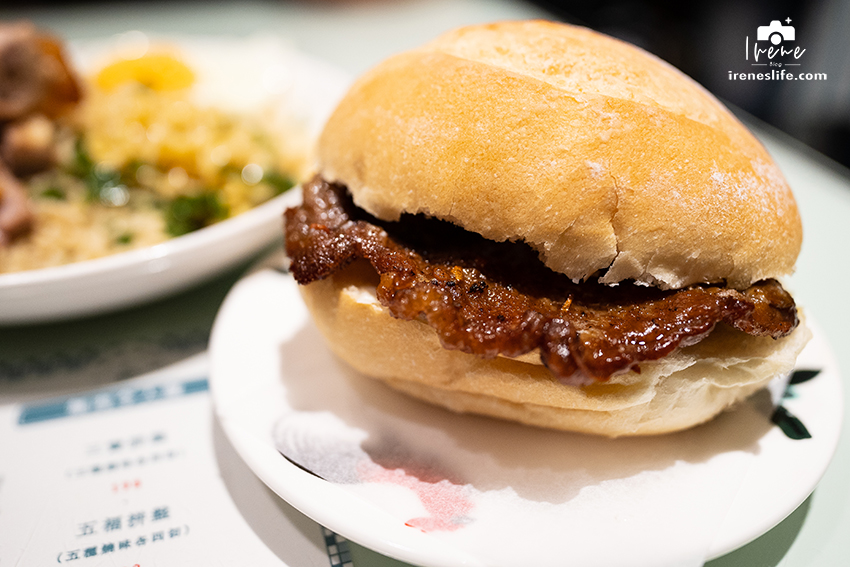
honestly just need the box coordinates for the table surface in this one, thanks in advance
[1,2,848,566]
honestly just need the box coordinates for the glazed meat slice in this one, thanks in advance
[1,114,57,176]
[0,161,33,245]
[285,177,799,384]
[0,22,80,121]
[0,22,81,244]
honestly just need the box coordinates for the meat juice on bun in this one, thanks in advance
[284,20,808,436]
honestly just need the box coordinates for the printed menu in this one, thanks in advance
[0,355,356,567]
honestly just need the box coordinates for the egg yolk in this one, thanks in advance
[95,53,195,92]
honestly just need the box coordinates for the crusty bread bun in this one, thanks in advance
[318,20,801,290]
[294,20,808,436]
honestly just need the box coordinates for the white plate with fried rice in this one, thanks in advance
[0,32,349,324]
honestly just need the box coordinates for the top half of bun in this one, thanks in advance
[316,20,802,290]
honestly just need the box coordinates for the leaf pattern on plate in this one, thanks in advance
[771,369,821,440]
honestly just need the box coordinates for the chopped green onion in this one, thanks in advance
[262,170,295,196]
[67,137,95,179]
[41,187,67,200]
[66,137,129,203]
[164,193,228,237]
[121,159,147,185]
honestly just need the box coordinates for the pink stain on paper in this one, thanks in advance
[357,459,474,532]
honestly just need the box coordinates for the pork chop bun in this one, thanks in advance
[284,20,808,437]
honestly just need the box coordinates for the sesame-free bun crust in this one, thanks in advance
[317,20,802,289]
[300,262,810,437]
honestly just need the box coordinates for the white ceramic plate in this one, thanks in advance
[210,270,843,567]
[0,36,350,325]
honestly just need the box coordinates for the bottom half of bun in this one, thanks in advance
[299,261,810,437]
